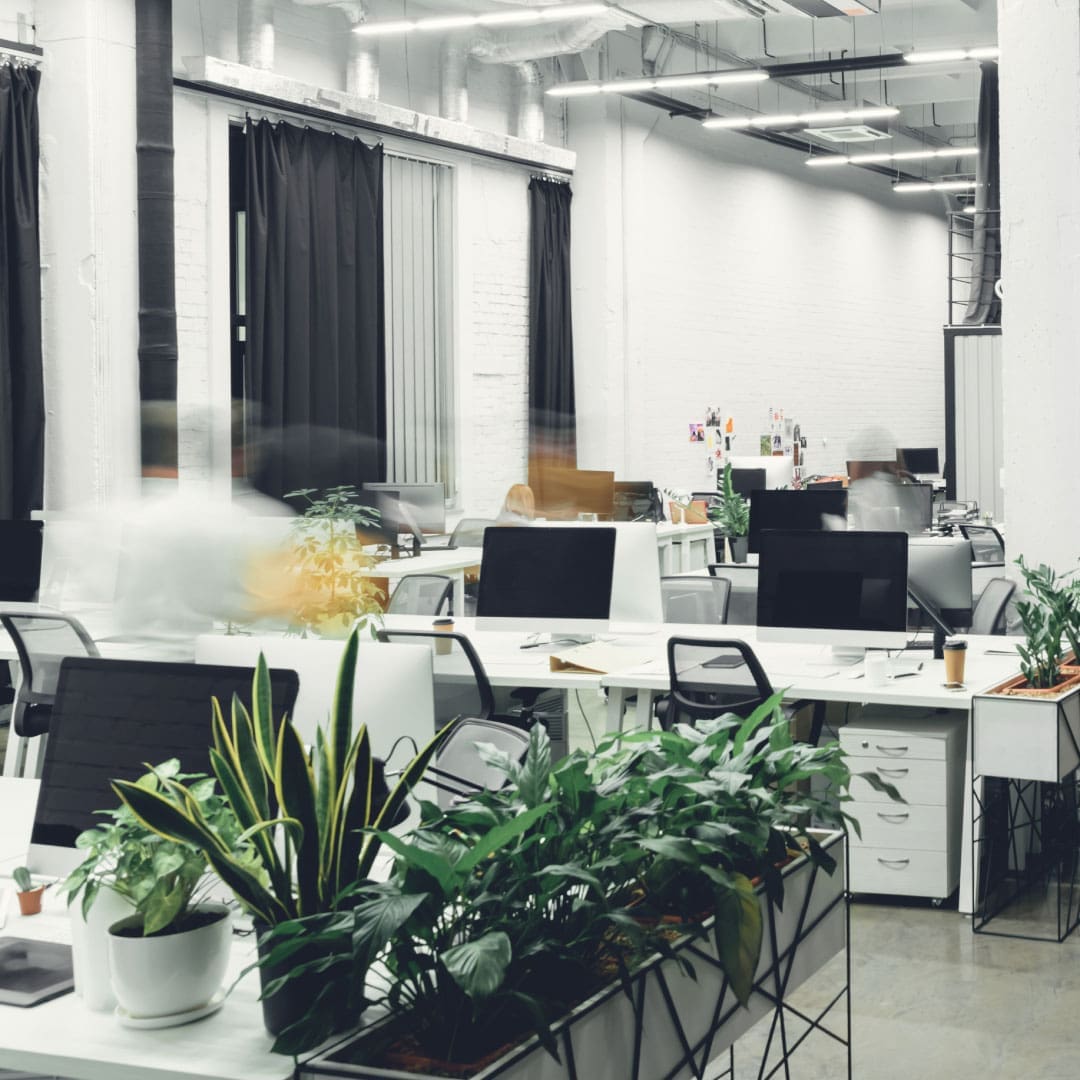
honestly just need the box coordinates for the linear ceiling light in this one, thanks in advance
[806,146,979,168]
[703,106,898,131]
[903,46,999,64]
[547,69,769,98]
[893,180,978,193]
[354,3,609,37]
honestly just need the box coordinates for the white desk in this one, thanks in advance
[358,546,483,615]
[0,779,292,1080]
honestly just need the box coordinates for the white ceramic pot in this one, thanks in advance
[107,903,231,1019]
[70,886,136,1012]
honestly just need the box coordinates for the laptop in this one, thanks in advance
[25,658,300,878]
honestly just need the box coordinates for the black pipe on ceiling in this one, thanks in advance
[135,0,178,463]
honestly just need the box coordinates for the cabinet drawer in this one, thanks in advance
[840,729,948,762]
[848,758,946,806]
[850,847,953,899]
[847,801,947,852]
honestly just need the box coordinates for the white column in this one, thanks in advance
[37,0,140,510]
[998,0,1080,569]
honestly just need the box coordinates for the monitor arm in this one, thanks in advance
[907,585,955,661]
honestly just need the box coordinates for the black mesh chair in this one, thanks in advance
[426,718,531,804]
[386,574,453,617]
[661,576,731,624]
[706,564,758,625]
[969,578,1016,636]
[450,518,495,549]
[958,523,1006,563]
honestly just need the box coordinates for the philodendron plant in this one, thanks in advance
[710,462,751,538]
[1013,557,1080,689]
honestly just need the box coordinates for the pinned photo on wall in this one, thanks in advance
[704,406,723,427]
[705,455,714,474]
[760,435,772,456]
[705,426,723,454]
[772,434,783,452]
[689,423,705,443]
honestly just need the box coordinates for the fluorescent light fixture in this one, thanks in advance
[704,105,898,131]
[904,46,999,64]
[354,3,608,37]
[549,68,768,98]
[894,180,978,193]
[805,146,978,168]
[962,205,978,214]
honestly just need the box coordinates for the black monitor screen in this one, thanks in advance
[0,520,43,601]
[730,469,767,498]
[31,659,300,849]
[477,526,616,621]
[757,530,909,634]
[897,448,940,474]
[748,490,849,554]
[362,483,446,534]
[894,482,934,531]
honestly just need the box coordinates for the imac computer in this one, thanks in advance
[612,481,662,523]
[748,489,849,554]
[907,537,974,657]
[476,526,617,636]
[756,530,910,653]
[897,448,941,477]
[0,520,44,601]
[730,468,767,499]
[361,482,446,535]
[728,455,793,491]
[362,490,424,553]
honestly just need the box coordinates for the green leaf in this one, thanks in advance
[713,873,763,1006]
[457,804,553,874]
[442,931,512,1000]
[517,725,552,808]
[274,721,321,916]
[351,887,429,968]
[251,656,277,776]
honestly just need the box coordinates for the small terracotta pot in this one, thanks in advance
[17,886,45,916]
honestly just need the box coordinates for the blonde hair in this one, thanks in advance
[504,483,536,520]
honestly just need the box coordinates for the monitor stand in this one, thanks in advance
[519,632,596,651]
[803,645,864,668]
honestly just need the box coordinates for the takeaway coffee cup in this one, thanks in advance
[943,639,967,685]
[432,617,454,655]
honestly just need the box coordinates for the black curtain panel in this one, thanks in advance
[528,177,577,470]
[245,119,386,500]
[0,64,42,520]
[963,62,1001,326]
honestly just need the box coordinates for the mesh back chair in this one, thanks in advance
[706,564,758,625]
[969,578,1016,636]
[386,574,453,617]
[958,524,1005,563]
[661,576,731,624]
[450,518,495,549]
[425,718,531,805]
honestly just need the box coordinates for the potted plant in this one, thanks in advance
[115,630,455,1048]
[60,759,249,1023]
[709,463,750,563]
[12,867,46,916]
[286,485,387,637]
[974,557,1080,783]
[296,694,898,1078]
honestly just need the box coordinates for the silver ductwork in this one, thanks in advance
[514,61,545,144]
[238,0,274,70]
[291,0,379,98]
[470,14,627,65]
[440,37,471,124]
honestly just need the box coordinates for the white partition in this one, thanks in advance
[950,330,1004,522]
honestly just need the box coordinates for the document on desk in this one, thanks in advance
[549,642,657,675]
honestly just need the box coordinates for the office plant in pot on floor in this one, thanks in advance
[115,630,456,1051]
[710,462,751,563]
[62,758,247,1025]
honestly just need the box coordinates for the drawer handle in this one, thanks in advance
[877,812,910,823]
[877,767,909,778]
[876,744,909,756]
[877,857,911,869]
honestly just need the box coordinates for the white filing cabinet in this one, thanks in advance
[841,708,966,902]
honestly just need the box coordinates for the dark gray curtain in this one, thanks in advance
[528,177,577,471]
[245,119,385,499]
[0,64,42,519]
[963,62,1000,326]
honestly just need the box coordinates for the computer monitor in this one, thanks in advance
[612,481,661,523]
[894,482,934,533]
[730,468,768,499]
[756,530,910,650]
[362,490,423,552]
[847,460,900,482]
[897,448,940,475]
[748,490,849,555]
[728,455,793,491]
[27,658,300,877]
[361,482,446,534]
[907,537,974,633]
[609,523,663,627]
[0,520,43,601]
[476,526,617,635]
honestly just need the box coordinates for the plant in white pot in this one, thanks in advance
[62,759,252,1024]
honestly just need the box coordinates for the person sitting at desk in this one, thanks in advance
[497,483,536,525]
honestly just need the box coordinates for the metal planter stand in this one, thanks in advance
[301,833,850,1080]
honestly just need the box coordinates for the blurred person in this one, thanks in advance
[497,483,535,525]
[846,425,924,534]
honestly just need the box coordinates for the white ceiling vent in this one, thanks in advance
[777,0,880,15]
[808,124,891,143]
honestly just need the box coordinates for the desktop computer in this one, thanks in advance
[748,489,848,554]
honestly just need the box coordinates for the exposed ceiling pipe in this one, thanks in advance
[514,61,546,143]
[440,36,471,124]
[292,0,379,98]
[238,0,274,70]
[469,14,627,65]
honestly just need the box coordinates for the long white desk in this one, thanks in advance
[357,545,484,614]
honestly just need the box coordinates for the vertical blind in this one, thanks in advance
[383,154,455,496]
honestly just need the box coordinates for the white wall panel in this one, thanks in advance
[952,332,1003,522]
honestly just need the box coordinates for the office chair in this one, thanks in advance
[449,517,496,549]
[425,718,531,805]
[969,578,1016,636]
[661,576,731,624]
[664,637,825,746]
[385,574,453,617]
[706,564,758,625]
[958,524,1006,564]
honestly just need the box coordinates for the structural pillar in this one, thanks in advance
[998,0,1080,570]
